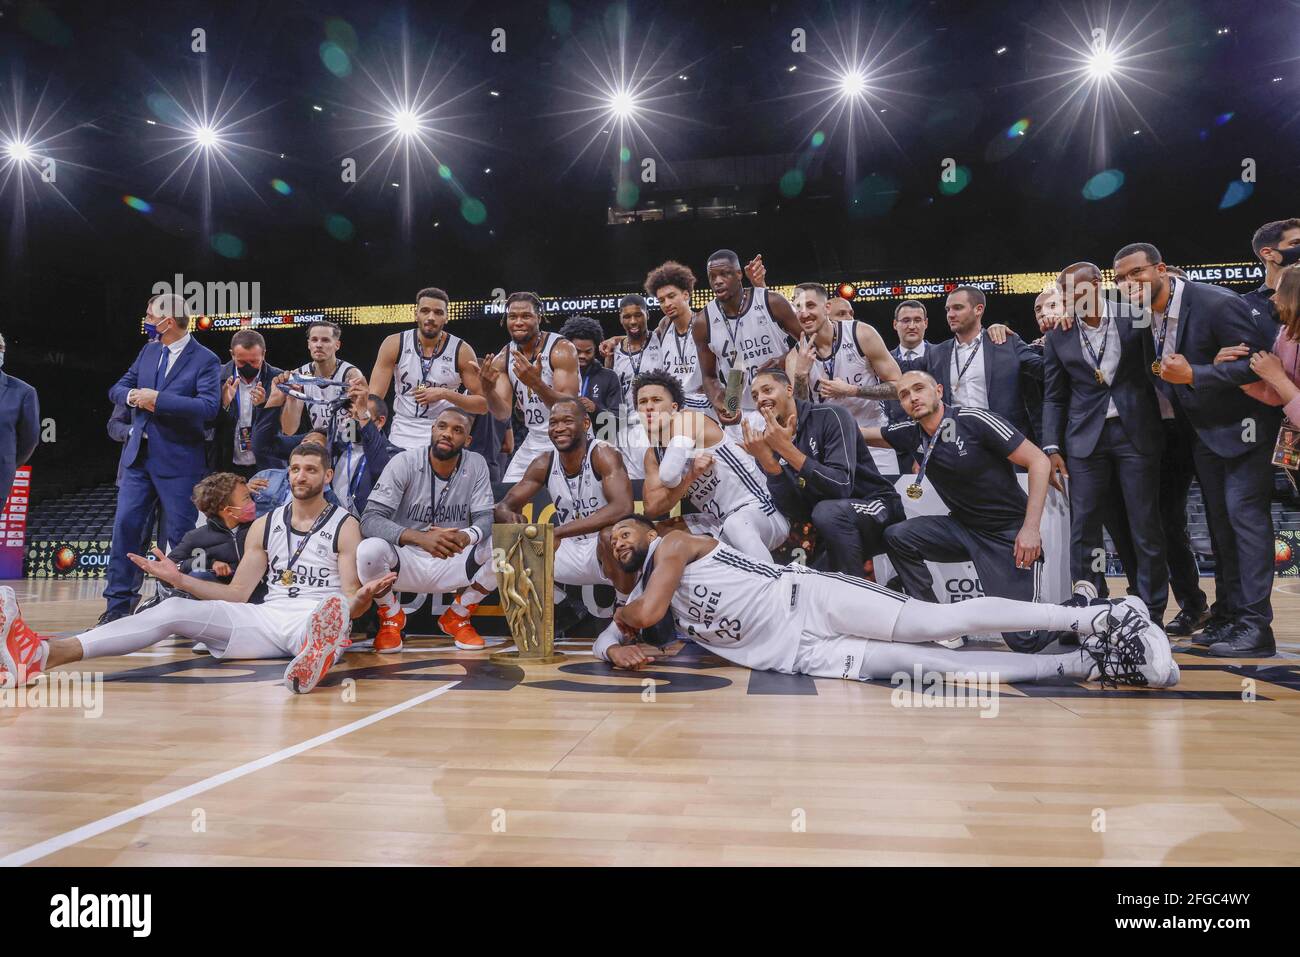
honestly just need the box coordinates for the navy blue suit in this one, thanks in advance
[927,331,1044,440]
[0,373,40,510]
[105,336,221,615]
[1141,279,1282,632]
[1042,312,1167,617]
[210,359,284,475]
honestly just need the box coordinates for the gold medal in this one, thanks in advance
[1151,360,1162,375]
[280,570,295,586]
[1094,368,1106,385]
[906,484,923,500]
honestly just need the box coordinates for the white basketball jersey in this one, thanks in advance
[660,435,777,523]
[507,332,559,440]
[393,329,464,425]
[262,503,351,603]
[705,289,790,411]
[629,538,797,673]
[546,439,610,540]
[807,320,888,429]
[611,339,659,410]
[655,318,704,394]
[296,359,358,432]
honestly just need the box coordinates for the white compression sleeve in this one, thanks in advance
[856,640,1092,683]
[889,595,1100,644]
[657,434,696,486]
[77,597,241,660]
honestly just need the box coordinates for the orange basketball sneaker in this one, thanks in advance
[373,605,405,653]
[0,586,46,689]
[439,601,484,650]
[284,596,350,694]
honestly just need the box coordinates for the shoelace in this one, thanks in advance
[1085,607,1150,688]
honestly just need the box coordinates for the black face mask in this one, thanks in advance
[1276,246,1300,269]
[237,362,259,381]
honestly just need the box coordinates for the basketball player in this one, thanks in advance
[357,408,498,652]
[694,249,803,433]
[494,398,632,588]
[787,281,902,473]
[607,295,661,411]
[594,517,1178,689]
[636,370,789,559]
[0,443,395,694]
[827,297,855,323]
[478,292,580,482]
[278,320,367,436]
[643,260,716,420]
[367,287,489,450]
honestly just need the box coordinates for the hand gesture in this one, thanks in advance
[356,571,398,607]
[760,407,797,451]
[815,378,855,401]
[221,376,239,409]
[474,354,501,387]
[685,452,714,483]
[599,335,625,359]
[249,381,267,406]
[791,336,815,378]
[133,388,159,412]
[512,351,544,390]
[129,547,183,587]
[740,419,772,461]
[1158,354,1193,385]
[744,254,767,288]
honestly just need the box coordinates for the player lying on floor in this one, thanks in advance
[0,442,395,695]
[592,515,1178,689]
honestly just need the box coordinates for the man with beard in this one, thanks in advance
[494,399,633,590]
[279,320,367,436]
[636,370,788,560]
[357,409,498,652]
[786,281,901,474]
[863,371,1056,654]
[0,443,395,695]
[695,250,803,435]
[367,286,489,451]
[590,516,1176,690]
[606,294,661,413]
[478,292,581,482]
[742,370,903,577]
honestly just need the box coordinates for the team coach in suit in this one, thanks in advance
[0,333,40,511]
[1042,262,1168,623]
[102,293,221,624]
[1114,242,1281,657]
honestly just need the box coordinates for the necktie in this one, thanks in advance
[905,351,916,362]
[156,345,169,383]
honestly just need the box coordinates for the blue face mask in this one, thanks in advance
[144,320,161,342]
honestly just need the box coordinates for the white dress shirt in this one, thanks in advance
[898,341,928,364]
[949,334,988,409]
[1151,279,1185,421]
[1078,307,1121,419]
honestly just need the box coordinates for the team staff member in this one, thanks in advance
[367,286,489,450]
[0,333,39,510]
[1042,262,1168,623]
[104,293,221,625]
[927,286,1044,440]
[560,316,622,430]
[1243,218,1300,332]
[885,301,931,470]
[863,370,1054,653]
[742,370,903,576]
[213,330,282,477]
[1115,242,1281,657]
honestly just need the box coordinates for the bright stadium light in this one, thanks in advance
[838,69,867,98]
[1086,46,1116,79]
[608,88,637,119]
[192,124,219,149]
[5,138,33,163]
[391,108,421,137]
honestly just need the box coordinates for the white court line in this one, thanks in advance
[0,681,461,867]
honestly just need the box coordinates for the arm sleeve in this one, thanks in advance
[966,409,1027,458]
[468,456,495,544]
[107,404,132,444]
[1189,294,1269,390]
[358,456,410,546]
[881,420,919,455]
[109,348,145,405]
[360,422,396,478]
[16,386,39,465]
[1013,334,1045,382]
[153,352,222,424]
[793,407,855,499]
[657,434,696,486]
[592,621,624,662]
[1040,337,1068,454]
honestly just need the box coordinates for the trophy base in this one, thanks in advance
[489,650,568,665]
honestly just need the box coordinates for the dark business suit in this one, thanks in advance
[0,372,39,511]
[105,336,222,616]
[927,330,1044,439]
[885,344,930,471]
[210,359,284,476]
[1141,279,1282,638]
[1042,311,1168,618]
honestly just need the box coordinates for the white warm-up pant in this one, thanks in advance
[503,432,555,482]
[355,537,496,615]
[683,506,789,560]
[554,536,610,587]
[75,596,328,660]
[788,574,1099,681]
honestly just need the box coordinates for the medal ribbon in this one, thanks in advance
[281,504,337,581]
[1078,314,1111,383]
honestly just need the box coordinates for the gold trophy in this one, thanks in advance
[489,523,565,664]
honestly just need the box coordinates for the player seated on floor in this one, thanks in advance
[494,397,633,591]
[593,515,1178,689]
[357,408,499,652]
[635,369,789,560]
[0,442,395,695]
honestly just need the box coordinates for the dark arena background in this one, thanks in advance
[0,0,1297,907]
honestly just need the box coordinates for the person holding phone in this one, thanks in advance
[212,329,283,477]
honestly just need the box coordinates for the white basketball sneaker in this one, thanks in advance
[284,596,350,694]
[1080,603,1178,688]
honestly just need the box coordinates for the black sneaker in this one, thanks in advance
[1165,605,1211,637]
[95,609,129,627]
[1207,623,1276,659]
[1191,616,1233,647]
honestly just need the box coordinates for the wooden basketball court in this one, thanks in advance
[3,577,1299,867]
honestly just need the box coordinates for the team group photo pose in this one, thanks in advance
[0,0,1297,896]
